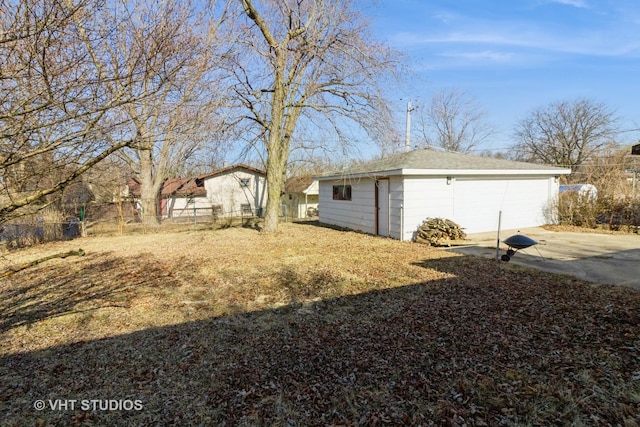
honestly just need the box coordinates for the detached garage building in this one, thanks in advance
[317,149,571,240]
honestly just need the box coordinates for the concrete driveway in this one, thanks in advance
[447,227,640,289]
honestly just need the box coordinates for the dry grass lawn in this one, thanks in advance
[1,222,639,426]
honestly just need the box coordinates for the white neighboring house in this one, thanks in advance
[559,184,598,201]
[157,177,207,218]
[317,149,571,240]
[283,175,319,219]
[160,164,267,219]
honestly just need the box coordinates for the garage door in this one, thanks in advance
[452,177,552,233]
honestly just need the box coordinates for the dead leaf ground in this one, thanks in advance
[1,222,639,426]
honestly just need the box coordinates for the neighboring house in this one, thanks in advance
[317,148,571,240]
[160,177,208,218]
[283,175,319,219]
[207,164,266,217]
[129,164,268,219]
[559,184,598,201]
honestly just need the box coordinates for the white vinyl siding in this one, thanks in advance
[283,194,319,219]
[164,196,211,218]
[204,170,267,217]
[320,177,405,239]
[319,179,376,234]
[283,180,319,219]
[297,195,319,218]
[388,177,404,239]
[451,176,554,233]
[401,176,453,240]
[320,174,559,239]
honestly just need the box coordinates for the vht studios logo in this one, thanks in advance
[34,399,143,411]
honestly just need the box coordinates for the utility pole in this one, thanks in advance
[404,101,417,152]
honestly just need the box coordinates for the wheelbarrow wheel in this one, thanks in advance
[506,249,515,257]
[501,254,511,262]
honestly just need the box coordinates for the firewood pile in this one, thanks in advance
[414,217,467,246]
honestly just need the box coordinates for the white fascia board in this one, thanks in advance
[301,187,314,195]
[317,167,571,180]
[302,180,320,195]
[316,169,403,180]
[401,168,572,176]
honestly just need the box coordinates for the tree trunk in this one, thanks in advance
[262,140,288,233]
[236,0,399,232]
[261,39,290,233]
[139,148,161,226]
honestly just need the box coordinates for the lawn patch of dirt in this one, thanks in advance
[1,222,639,425]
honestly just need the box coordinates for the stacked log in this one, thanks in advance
[415,217,467,246]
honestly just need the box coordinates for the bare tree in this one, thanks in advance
[512,98,619,172]
[71,0,233,225]
[416,89,493,153]
[0,0,136,222]
[82,157,136,234]
[577,144,633,195]
[230,0,402,233]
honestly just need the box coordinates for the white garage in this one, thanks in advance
[452,177,555,233]
[317,148,571,240]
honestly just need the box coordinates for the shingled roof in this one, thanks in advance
[126,164,266,199]
[319,148,570,178]
[161,177,206,198]
[196,164,265,183]
[284,175,315,193]
[125,177,205,198]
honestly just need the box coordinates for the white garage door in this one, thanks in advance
[452,177,552,233]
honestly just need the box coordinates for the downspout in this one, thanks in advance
[374,180,379,235]
[400,205,404,241]
[387,189,391,238]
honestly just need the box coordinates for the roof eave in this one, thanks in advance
[198,163,266,181]
[317,167,571,180]
[401,168,572,176]
[316,169,404,180]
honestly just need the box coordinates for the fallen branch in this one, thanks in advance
[0,249,85,279]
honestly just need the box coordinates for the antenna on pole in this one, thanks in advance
[404,101,417,152]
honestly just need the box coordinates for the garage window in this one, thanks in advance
[333,185,352,201]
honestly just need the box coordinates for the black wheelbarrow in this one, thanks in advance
[501,234,537,262]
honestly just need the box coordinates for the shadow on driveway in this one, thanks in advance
[445,227,640,289]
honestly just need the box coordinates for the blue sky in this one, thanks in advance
[360,0,640,153]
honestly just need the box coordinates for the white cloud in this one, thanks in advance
[393,28,567,54]
[437,50,514,62]
[393,23,640,58]
[432,11,458,24]
[386,2,640,67]
[549,0,588,7]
